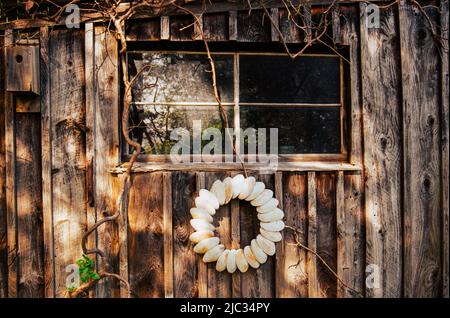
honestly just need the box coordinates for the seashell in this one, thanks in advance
[231,174,245,199]
[210,180,226,205]
[190,208,213,223]
[193,237,219,254]
[257,234,276,256]
[226,249,238,273]
[189,230,214,243]
[243,245,260,269]
[190,219,215,232]
[246,182,265,201]
[199,189,219,210]
[250,239,267,264]
[195,196,216,215]
[257,208,284,222]
[203,244,225,262]
[216,249,229,272]
[260,220,285,232]
[238,177,256,200]
[223,177,234,204]
[251,189,273,207]
[235,249,249,273]
[260,228,282,242]
[256,198,279,213]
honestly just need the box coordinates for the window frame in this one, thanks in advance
[124,50,348,163]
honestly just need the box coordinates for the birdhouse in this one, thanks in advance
[6,46,40,95]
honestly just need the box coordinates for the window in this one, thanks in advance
[126,50,346,162]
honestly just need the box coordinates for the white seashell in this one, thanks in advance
[257,234,276,256]
[257,208,284,222]
[260,220,285,232]
[226,249,238,273]
[203,244,225,262]
[216,249,229,272]
[256,198,279,213]
[260,228,282,242]
[223,177,234,204]
[190,219,215,232]
[250,239,267,264]
[210,180,226,205]
[199,189,219,210]
[189,230,214,243]
[235,249,249,273]
[195,196,216,215]
[238,177,256,200]
[193,237,219,254]
[246,182,265,201]
[190,208,213,223]
[251,189,273,207]
[231,174,245,199]
[243,245,260,269]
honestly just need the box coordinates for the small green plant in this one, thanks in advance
[76,254,101,283]
[66,284,77,293]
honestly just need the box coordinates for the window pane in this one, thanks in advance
[239,55,340,103]
[240,106,341,154]
[128,53,234,103]
[128,104,233,155]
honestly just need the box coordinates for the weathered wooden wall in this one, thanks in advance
[0,1,448,298]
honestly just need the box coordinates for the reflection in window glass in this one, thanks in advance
[239,55,340,104]
[240,106,341,154]
[128,53,234,103]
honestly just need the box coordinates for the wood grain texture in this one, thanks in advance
[40,26,54,298]
[128,173,165,297]
[307,171,318,297]
[205,172,231,298]
[360,3,402,298]
[203,13,228,41]
[163,172,173,298]
[172,172,197,297]
[278,8,301,43]
[160,16,170,40]
[94,25,121,298]
[315,172,337,298]
[228,11,237,41]
[49,29,86,297]
[195,172,208,298]
[399,2,442,298]
[15,113,44,297]
[276,172,308,297]
[302,4,312,43]
[240,173,275,298]
[441,0,449,298]
[126,19,160,41]
[230,172,241,298]
[237,10,271,42]
[170,15,194,41]
[270,8,280,42]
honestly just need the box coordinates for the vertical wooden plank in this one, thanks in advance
[315,172,337,298]
[128,173,165,297]
[360,2,402,298]
[270,8,280,42]
[203,13,228,41]
[278,8,301,43]
[196,172,208,298]
[302,4,312,43]
[307,171,318,298]
[229,11,237,41]
[240,173,274,298]
[163,172,173,298]
[4,29,17,298]
[172,172,197,297]
[193,14,203,41]
[15,112,44,298]
[205,172,231,298]
[237,10,271,42]
[440,0,449,299]
[160,16,170,40]
[399,1,442,297]
[332,5,341,45]
[40,26,54,298]
[231,174,241,298]
[276,172,308,298]
[115,173,128,298]
[49,29,86,297]
[94,26,121,298]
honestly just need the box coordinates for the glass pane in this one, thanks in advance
[240,106,341,154]
[128,52,234,103]
[239,55,340,103]
[128,104,233,155]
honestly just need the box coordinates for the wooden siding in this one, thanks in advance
[0,2,448,298]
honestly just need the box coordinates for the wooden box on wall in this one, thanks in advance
[6,46,40,95]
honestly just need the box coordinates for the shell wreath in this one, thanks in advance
[189,174,285,273]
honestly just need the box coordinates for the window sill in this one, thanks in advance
[109,161,361,174]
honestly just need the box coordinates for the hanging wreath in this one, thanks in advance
[189,174,285,273]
